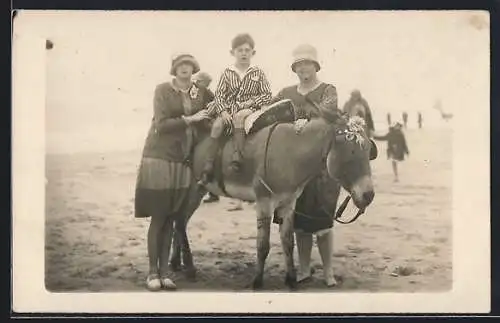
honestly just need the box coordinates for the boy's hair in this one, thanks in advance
[231,33,255,50]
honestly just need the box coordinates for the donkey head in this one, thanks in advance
[326,115,377,210]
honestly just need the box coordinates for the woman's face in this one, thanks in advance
[175,62,194,79]
[294,60,317,83]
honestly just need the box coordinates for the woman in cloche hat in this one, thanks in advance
[270,44,343,287]
[134,53,211,291]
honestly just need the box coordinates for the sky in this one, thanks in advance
[14,10,489,153]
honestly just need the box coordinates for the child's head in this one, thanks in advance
[193,72,212,89]
[230,33,256,65]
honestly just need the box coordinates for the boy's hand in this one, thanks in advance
[239,99,254,110]
[220,110,232,126]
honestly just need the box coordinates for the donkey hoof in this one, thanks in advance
[252,277,264,290]
[285,274,298,291]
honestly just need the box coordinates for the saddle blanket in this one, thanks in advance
[244,99,295,135]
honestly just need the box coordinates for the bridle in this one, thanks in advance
[316,123,368,225]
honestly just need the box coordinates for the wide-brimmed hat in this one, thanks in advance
[170,53,200,76]
[291,44,321,72]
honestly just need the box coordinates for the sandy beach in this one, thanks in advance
[45,126,452,292]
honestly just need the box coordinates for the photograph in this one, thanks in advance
[12,10,490,313]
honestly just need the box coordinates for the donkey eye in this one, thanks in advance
[345,133,355,141]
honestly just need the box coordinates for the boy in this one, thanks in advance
[199,33,272,186]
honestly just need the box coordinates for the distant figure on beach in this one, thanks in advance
[373,122,409,182]
[418,112,423,129]
[402,111,408,129]
[343,89,375,137]
[387,112,392,127]
[193,72,219,204]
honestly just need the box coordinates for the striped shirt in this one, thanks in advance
[208,65,272,116]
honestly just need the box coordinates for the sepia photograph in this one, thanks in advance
[12,10,490,313]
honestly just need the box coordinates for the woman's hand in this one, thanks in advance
[184,110,209,124]
[294,118,308,134]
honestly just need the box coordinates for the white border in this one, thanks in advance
[12,10,491,313]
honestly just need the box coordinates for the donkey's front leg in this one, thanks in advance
[252,198,272,290]
[278,200,298,291]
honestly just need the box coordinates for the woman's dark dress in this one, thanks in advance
[272,82,342,233]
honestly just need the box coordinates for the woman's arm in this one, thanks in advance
[316,84,341,122]
[153,85,188,134]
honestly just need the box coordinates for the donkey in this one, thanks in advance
[169,111,377,290]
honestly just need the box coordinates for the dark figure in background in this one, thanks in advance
[343,89,375,137]
[193,72,220,204]
[373,122,409,182]
[387,112,392,127]
[418,112,423,129]
[402,111,408,129]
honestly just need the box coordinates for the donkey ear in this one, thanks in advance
[369,139,378,160]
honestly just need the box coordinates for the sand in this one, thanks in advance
[45,127,452,292]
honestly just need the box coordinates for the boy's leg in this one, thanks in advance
[230,108,254,171]
[198,117,225,186]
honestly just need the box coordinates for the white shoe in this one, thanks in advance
[146,274,162,291]
[161,277,177,290]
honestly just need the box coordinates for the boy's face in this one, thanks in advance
[231,43,255,65]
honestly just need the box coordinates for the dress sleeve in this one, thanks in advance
[317,84,341,123]
[153,85,188,134]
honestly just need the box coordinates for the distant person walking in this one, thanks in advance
[387,112,392,127]
[402,111,408,129]
[343,89,375,137]
[373,122,409,182]
[418,112,423,129]
[193,72,219,204]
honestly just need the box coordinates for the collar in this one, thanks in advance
[228,65,256,78]
[171,78,193,93]
[297,81,323,96]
